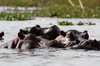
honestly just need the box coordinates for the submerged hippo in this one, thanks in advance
[71,39,100,50]
[16,33,43,49]
[66,30,89,40]
[20,25,60,40]
[19,25,42,35]
[3,32,42,49]
[0,32,4,40]
[47,30,89,48]
[47,31,76,48]
[3,32,25,49]
[1,25,61,49]
[42,25,60,40]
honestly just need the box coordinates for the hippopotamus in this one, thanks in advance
[19,25,41,35]
[46,31,75,48]
[26,25,61,48]
[20,25,60,40]
[42,25,60,40]
[16,25,61,49]
[16,33,43,49]
[2,32,42,49]
[3,32,25,49]
[65,30,89,45]
[47,30,89,48]
[66,30,89,40]
[0,32,4,40]
[71,39,100,50]
[1,25,60,50]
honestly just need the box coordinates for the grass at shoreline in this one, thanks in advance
[32,5,100,18]
[0,0,100,20]
[0,0,100,8]
[0,0,33,7]
[0,5,100,21]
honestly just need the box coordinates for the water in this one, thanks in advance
[0,17,100,66]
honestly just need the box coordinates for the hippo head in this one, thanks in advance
[16,32,42,49]
[48,31,77,48]
[43,25,60,40]
[80,30,89,40]
[0,32,4,40]
[65,31,77,41]
[66,30,89,40]
[28,25,44,36]
[71,39,100,50]
[19,25,43,36]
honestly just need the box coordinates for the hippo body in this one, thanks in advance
[4,37,20,49]
[71,39,100,50]
[2,32,25,49]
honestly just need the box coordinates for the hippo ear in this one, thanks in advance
[0,31,4,37]
[18,32,25,40]
[94,39,98,43]
[60,30,66,37]
[82,30,89,39]
[35,24,41,28]
[83,30,88,33]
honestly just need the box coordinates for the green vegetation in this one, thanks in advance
[0,0,100,8]
[86,22,96,25]
[58,21,74,25]
[58,21,96,26]
[0,0,100,20]
[0,12,33,21]
[77,21,84,25]
[32,5,100,18]
[0,5,99,21]
[0,0,33,7]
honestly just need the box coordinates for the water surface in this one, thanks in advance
[0,17,100,66]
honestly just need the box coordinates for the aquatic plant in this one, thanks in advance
[58,21,96,26]
[77,21,84,25]
[58,21,74,25]
[86,22,96,25]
